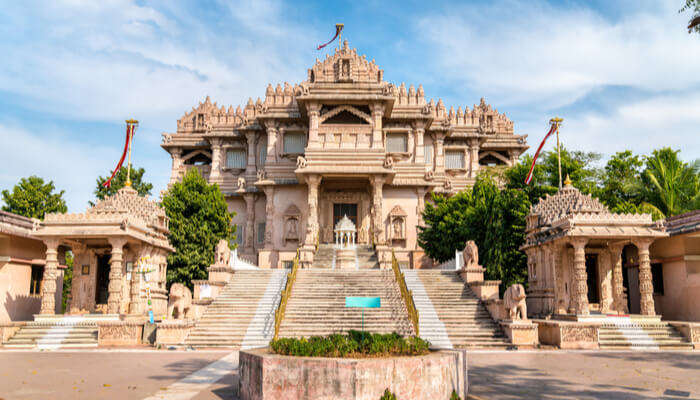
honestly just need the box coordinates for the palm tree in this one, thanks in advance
[637,148,700,217]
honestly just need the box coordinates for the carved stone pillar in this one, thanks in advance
[129,245,148,315]
[599,250,613,314]
[243,193,256,253]
[307,103,322,149]
[40,239,60,315]
[169,148,183,185]
[371,104,384,149]
[209,138,223,181]
[244,132,257,176]
[552,242,567,314]
[371,175,386,245]
[262,187,275,248]
[570,238,589,315]
[468,139,480,178]
[608,242,628,314]
[265,123,278,165]
[433,135,445,175]
[304,175,321,245]
[107,238,127,315]
[634,238,656,315]
[414,127,425,164]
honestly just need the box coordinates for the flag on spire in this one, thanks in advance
[317,24,344,50]
[103,121,137,188]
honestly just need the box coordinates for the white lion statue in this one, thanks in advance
[167,283,192,320]
[215,239,231,266]
[503,284,528,320]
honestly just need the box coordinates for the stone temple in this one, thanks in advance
[161,40,528,269]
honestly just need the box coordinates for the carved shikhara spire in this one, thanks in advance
[170,41,517,138]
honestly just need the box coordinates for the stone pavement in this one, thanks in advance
[0,349,698,399]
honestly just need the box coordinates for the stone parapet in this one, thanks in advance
[501,321,539,347]
[193,280,227,301]
[667,321,700,349]
[239,348,467,400]
[534,319,600,350]
[459,267,485,283]
[468,280,500,301]
[0,321,26,344]
[156,320,194,346]
[97,320,144,346]
[483,299,507,321]
[207,265,234,283]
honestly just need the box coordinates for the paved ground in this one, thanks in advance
[0,350,698,399]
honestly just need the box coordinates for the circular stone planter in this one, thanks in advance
[238,348,467,400]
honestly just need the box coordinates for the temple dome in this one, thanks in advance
[529,181,608,228]
[87,186,170,233]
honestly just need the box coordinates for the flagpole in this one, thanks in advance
[550,117,563,189]
[125,119,139,187]
[336,23,344,49]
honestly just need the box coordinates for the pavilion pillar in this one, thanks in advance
[552,242,567,315]
[169,148,183,185]
[371,175,386,245]
[307,103,322,149]
[262,187,275,248]
[243,193,256,253]
[244,132,257,176]
[107,238,127,315]
[371,104,384,149]
[570,238,590,316]
[209,138,223,182]
[304,174,321,245]
[129,245,148,315]
[608,242,628,314]
[40,239,60,315]
[634,238,656,315]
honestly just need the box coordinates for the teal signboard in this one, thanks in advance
[345,297,381,308]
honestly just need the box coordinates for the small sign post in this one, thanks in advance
[345,296,381,335]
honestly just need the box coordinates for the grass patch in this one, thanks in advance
[270,330,430,358]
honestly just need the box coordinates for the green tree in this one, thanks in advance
[681,0,700,33]
[504,154,557,205]
[62,251,73,313]
[418,174,529,288]
[92,166,152,206]
[597,150,643,209]
[1,176,67,219]
[541,147,602,194]
[637,148,699,217]
[161,168,235,289]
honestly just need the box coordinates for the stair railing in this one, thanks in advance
[273,248,300,340]
[391,250,419,336]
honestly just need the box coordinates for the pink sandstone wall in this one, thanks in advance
[651,235,700,321]
[0,235,48,322]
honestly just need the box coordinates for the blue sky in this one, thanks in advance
[1,0,699,212]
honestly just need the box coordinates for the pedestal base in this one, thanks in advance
[336,249,355,270]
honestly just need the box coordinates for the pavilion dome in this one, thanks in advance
[334,215,356,232]
[529,180,609,228]
[87,186,170,234]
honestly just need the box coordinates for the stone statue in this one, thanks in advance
[296,156,307,169]
[237,177,246,191]
[215,239,231,266]
[392,218,402,239]
[424,170,434,181]
[384,155,393,169]
[167,283,192,320]
[504,284,528,320]
[257,169,266,181]
[462,240,480,269]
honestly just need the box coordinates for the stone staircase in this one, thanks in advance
[598,317,693,350]
[411,270,509,348]
[311,244,380,269]
[278,270,414,338]
[185,270,286,348]
[3,314,118,349]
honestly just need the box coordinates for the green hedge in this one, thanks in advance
[270,330,430,358]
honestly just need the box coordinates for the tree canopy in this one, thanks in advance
[93,165,152,206]
[161,168,235,289]
[1,176,67,219]
[681,0,700,33]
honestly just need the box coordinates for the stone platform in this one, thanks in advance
[238,348,467,400]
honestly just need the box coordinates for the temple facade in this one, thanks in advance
[161,40,528,268]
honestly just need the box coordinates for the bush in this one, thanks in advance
[379,389,397,400]
[269,330,430,358]
[450,390,462,400]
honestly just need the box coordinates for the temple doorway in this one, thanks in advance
[333,203,357,229]
[585,254,599,304]
[95,254,110,306]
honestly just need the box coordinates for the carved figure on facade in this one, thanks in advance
[383,155,394,169]
[237,177,246,191]
[256,169,267,181]
[283,204,301,244]
[296,156,307,169]
[504,284,528,320]
[167,283,192,320]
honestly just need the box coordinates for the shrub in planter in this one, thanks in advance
[379,389,397,400]
[270,330,430,357]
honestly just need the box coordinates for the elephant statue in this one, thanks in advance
[504,284,528,321]
[167,283,192,320]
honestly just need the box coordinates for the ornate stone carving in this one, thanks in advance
[283,204,301,244]
[444,179,453,191]
[504,284,528,320]
[462,240,481,270]
[257,169,267,181]
[389,205,407,241]
[167,283,192,320]
[570,237,590,316]
[237,177,246,191]
[383,155,394,169]
[634,238,656,315]
[215,239,231,266]
[296,156,307,169]
[40,239,60,314]
[424,170,434,181]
